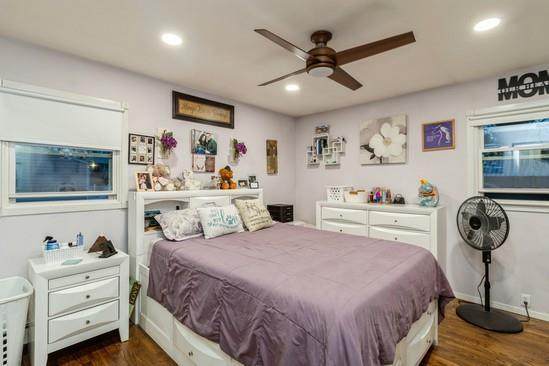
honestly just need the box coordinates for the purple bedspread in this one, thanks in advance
[148,223,453,366]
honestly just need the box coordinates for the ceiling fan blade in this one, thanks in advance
[258,68,307,86]
[254,29,311,61]
[328,67,363,90]
[336,31,416,66]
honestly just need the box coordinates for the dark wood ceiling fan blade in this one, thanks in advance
[328,67,362,90]
[254,29,311,61]
[258,68,307,86]
[336,31,416,66]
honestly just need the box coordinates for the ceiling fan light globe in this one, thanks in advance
[308,66,334,78]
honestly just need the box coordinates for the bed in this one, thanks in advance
[128,190,453,366]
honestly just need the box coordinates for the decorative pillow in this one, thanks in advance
[234,199,273,232]
[154,208,203,241]
[197,205,244,239]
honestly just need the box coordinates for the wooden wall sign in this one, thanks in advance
[172,91,234,129]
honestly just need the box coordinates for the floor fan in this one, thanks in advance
[456,196,523,333]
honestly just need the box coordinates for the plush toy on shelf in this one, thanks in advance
[182,169,201,190]
[219,165,237,189]
[418,178,439,207]
[147,163,183,191]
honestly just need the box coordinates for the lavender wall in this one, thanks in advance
[0,37,295,278]
[295,63,549,318]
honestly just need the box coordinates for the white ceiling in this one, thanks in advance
[0,0,548,117]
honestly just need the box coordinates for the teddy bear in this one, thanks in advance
[147,163,179,191]
[219,165,237,189]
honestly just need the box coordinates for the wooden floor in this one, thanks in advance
[24,300,549,366]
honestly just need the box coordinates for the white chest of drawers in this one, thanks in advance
[316,201,446,260]
[28,251,129,366]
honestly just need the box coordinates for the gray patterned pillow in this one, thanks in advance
[234,199,273,232]
[155,208,203,241]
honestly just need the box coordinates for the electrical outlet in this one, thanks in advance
[521,293,531,306]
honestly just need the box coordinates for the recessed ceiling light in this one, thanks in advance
[285,84,300,92]
[474,18,501,32]
[161,33,183,46]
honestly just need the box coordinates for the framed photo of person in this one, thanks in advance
[191,129,218,155]
[422,119,455,151]
[248,175,259,189]
[129,133,155,165]
[135,172,154,192]
[238,180,249,188]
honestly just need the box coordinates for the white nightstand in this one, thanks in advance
[28,250,129,366]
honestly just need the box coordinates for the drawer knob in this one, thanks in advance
[394,219,398,223]
[188,351,194,357]
[394,237,398,241]
[86,294,91,299]
[339,214,343,217]
[85,320,91,325]
[339,229,343,232]
[85,275,90,280]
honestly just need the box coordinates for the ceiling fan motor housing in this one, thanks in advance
[307,31,336,77]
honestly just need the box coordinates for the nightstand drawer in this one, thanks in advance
[49,277,119,316]
[48,300,119,344]
[49,266,119,290]
[369,211,430,232]
[322,207,367,225]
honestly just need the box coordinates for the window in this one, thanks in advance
[468,100,549,210]
[0,79,127,215]
[12,143,114,202]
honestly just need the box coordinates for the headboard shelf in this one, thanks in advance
[128,189,263,280]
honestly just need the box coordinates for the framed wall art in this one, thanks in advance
[422,119,455,151]
[173,91,234,129]
[129,133,155,165]
[360,115,407,165]
[192,154,216,173]
[191,129,217,155]
[266,139,278,175]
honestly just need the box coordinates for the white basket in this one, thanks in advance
[43,245,84,264]
[326,186,353,202]
[344,191,368,203]
[0,277,33,366]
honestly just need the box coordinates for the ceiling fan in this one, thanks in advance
[255,29,416,90]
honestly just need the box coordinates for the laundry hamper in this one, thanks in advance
[0,277,33,366]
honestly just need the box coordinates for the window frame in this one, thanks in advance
[0,80,128,216]
[467,99,549,213]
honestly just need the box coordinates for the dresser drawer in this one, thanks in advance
[189,196,230,209]
[48,300,119,343]
[322,207,367,225]
[49,266,119,290]
[369,211,430,232]
[322,220,368,236]
[369,227,430,250]
[49,277,119,316]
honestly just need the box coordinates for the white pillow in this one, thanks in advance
[197,205,244,239]
[155,208,203,241]
[234,199,273,232]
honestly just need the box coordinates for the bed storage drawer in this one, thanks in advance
[48,300,119,343]
[369,211,430,232]
[174,321,231,366]
[369,226,430,250]
[49,266,119,290]
[405,302,436,364]
[321,207,367,225]
[321,220,367,236]
[49,277,119,316]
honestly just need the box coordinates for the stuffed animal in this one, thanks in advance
[146,163,179,191]
[418,179,439,207]
[219,165,237,189]
[182,169,201,190]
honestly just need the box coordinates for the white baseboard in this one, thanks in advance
[454,292,549,322]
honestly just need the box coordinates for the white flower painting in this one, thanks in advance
[360,115,407,165]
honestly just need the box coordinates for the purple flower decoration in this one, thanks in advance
[160,134,177,150]
[236,142,247,155]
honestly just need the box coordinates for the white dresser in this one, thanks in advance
[316,201,446,260]
[28,251,129,366]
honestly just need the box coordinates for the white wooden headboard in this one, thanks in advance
[128,189,263,280]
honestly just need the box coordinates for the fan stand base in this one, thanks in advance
[456,303,523,333]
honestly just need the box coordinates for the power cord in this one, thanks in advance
[520,301,531,323]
